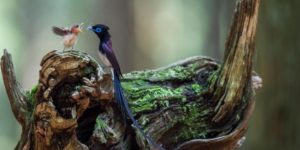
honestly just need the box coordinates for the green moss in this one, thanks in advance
[75,85,82,91]
[96,118,115,138]
[122,83,185,114]
[177,103,212,140]
[121,61,206,115]
[24,84,38,119]
[81,66,95,75]
[95,118,106,129]
[149,65,192,81]
[179,128,208,140]
[184,104,211,126]
[120,59,219,142]
[94,117,117,143]
[122,76,211,141]
[26,84,38,110]
[207,68,220,84]
[123,81,207,113]
[190,84,203,95]
[121,80,149,94]
[139,115,150,126]
[123,63,199,82]
[122,73,206,117]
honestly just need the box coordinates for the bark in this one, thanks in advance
[1,49,28,126]
[211,0,260,124]
[0,0,261,149]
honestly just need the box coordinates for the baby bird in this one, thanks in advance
[52,23,83,50]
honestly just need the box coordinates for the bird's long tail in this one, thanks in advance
[114,74,165,150]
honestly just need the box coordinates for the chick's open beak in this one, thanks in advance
[76,23,84,33]
[76,28,82,33]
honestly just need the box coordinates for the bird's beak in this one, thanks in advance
[78,22,84,32]
[76,23,84,33]
[87,26,93,31]
[75,28,82,33]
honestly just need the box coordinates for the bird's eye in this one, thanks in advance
[95,28,102,33]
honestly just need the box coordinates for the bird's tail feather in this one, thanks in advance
[114,74,165,150]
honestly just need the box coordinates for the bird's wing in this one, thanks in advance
[102,39,122,76]
[52,26,70,36]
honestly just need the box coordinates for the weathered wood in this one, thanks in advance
[34,50,114,150]
[122,56,219,149]
[0,51,261,150]
[212,0,260,124]
[1,49,28,126]
[0,0,262,149]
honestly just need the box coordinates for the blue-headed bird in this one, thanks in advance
[87,24,164,150]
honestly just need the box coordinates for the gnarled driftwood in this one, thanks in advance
[0,0,261,149]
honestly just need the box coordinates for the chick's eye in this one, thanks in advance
[95,28,102,33]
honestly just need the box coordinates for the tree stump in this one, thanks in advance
[0,0,262,149]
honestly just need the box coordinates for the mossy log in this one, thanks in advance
[0,0,261,149]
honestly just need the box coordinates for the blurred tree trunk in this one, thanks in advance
[131,0,215,69]
[95,0,135,73]
[0,1,23,146]
[244,0,300,149]
[204,0,221,59]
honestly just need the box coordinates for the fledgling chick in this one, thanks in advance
[52,23,83,50]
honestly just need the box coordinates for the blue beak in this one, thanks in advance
[87,26,93,31]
